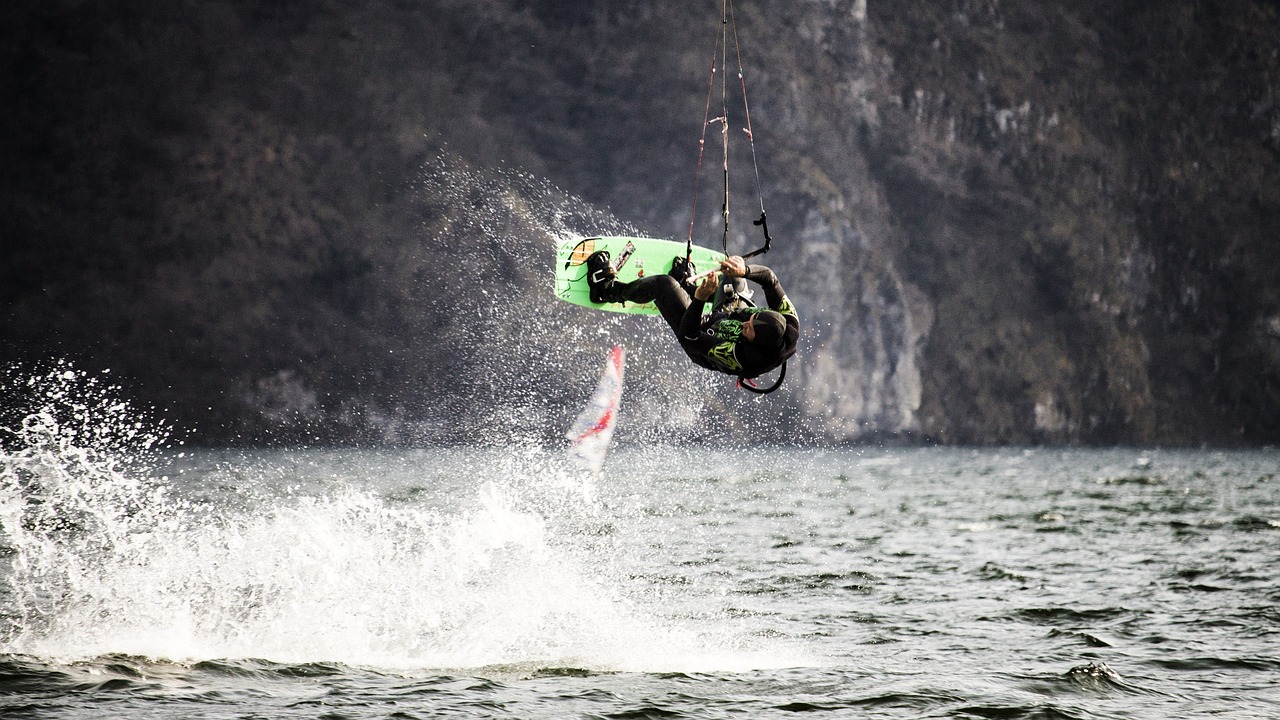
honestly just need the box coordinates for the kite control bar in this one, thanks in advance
[685,212,773,283]
[742,212,772,260]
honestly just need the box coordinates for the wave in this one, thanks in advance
[1011,607,1130,625]
[0,365,811,675]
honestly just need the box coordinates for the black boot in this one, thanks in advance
[669,255,698,293]
[586,250,624,304]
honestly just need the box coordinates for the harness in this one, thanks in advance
[700,298,789,395]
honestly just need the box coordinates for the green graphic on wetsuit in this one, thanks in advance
[706,342,742,372]
[713,319,745,342]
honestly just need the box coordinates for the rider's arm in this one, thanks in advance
[722,257,795,319]
[679,272,719,341]
[745,264,795,318]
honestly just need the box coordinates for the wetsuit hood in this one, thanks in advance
[752,310,786,351]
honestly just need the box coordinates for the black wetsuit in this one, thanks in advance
[617,264,799,379]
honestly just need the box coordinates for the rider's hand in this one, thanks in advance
[720,256,747,278]
[694,272,718,301]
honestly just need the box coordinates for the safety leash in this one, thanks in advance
[738,362,787,394]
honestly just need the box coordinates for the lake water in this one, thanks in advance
[2,400,1279,718]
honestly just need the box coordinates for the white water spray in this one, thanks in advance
[0,365,796,673]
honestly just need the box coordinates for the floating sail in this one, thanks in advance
[566,345,625,474]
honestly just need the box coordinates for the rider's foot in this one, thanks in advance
[669,255,698,293]
[586,250,623,304]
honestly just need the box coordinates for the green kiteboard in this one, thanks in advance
[554,236,726,315]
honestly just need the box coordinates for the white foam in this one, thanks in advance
[0,365,813,673]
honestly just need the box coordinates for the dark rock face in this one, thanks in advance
[2,0,1277,446]
[857,0,1280,445]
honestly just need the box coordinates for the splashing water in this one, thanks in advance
[0,365,792,672]
[417,152,644,248]
[408,154,736,444]
[1,365,174,637]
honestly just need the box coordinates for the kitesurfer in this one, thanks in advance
[585,250,798,383]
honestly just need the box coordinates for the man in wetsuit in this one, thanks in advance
[585,250,798,385]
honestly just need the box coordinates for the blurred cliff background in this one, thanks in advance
[3,0,1278,446]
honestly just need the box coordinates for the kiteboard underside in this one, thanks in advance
[554,236,727,316]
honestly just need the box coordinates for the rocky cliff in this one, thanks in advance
[2,0,1277,446]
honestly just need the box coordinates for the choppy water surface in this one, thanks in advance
[2,387,1278,718]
